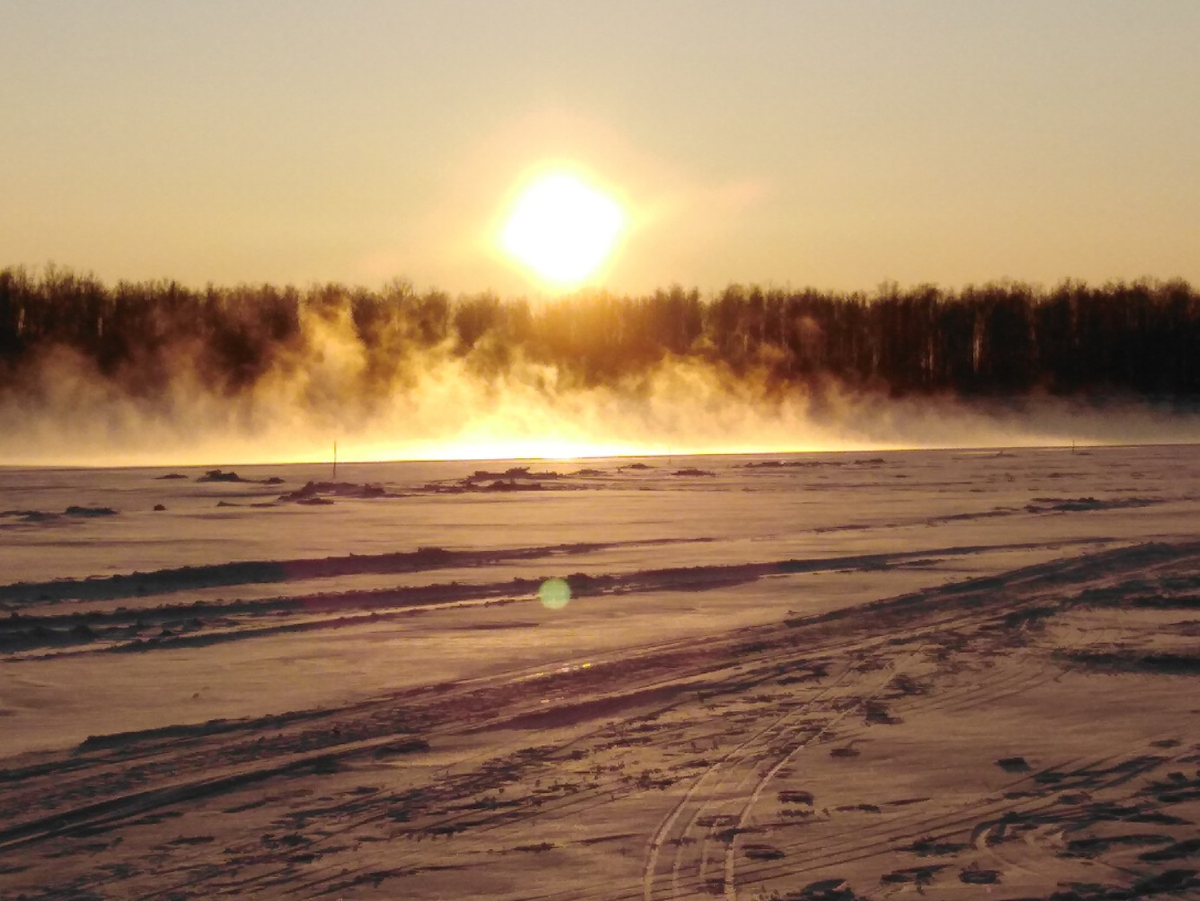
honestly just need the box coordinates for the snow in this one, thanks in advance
[1,445,1199,899]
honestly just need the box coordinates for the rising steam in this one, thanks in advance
[1,268,1198,466]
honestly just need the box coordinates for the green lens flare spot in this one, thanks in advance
[538,577,571,610]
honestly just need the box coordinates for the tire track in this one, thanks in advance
[9,541,1199,901]
[712,745,1185,898]
[639,655,865,900]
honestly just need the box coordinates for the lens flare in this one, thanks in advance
[500,172,624,289]
[538,577,572,610]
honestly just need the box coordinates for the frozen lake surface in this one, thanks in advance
[2,444,1197,756]
[2,445,1200,901]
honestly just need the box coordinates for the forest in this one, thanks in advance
[1,265,1198,402]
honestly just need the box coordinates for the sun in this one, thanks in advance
[499,171,625,289]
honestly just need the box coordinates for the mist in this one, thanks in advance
[2,267,1198,466]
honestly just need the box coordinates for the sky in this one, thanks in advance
[3,0,1199,298]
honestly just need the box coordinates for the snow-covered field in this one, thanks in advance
[2,445,1199,900]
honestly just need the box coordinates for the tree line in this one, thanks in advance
[2,265,1198,399]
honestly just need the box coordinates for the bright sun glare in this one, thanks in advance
[500,171,625,289]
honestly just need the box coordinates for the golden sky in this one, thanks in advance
[2,1,1198,296]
